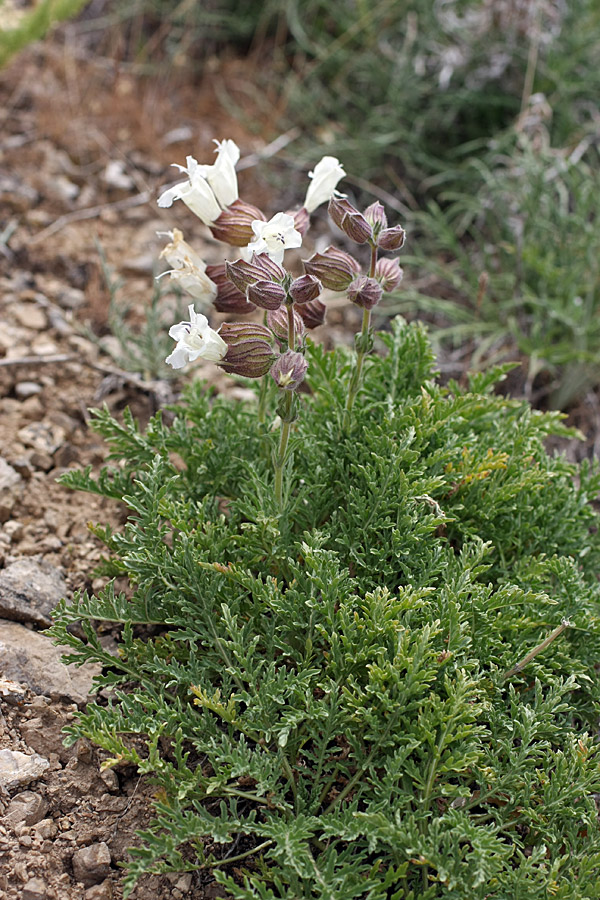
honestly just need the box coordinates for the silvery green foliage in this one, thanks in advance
[53,319,600,898]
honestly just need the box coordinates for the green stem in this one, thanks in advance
[210,839,274,869]
[257,374,268,425]
[343,243,377,431]
[274,394,293,508]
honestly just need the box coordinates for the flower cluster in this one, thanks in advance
[157,137,406,501]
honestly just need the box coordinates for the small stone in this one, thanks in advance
[20,395,45,419]
[102,160,134,191]
[99,768,119,792]
[17,422,66,455]
[30,451,54,472]
[3,520,24,541]
[12,303,48,331]
[59,288,86,310]
[0,457,22,491]
[85,881,114,900]
[19,833,33,846]
[22,876,47,900]
[175,874,193,892]
[10,456,33,479]
[3,791,47,826]
[0,749,49,791]
[34,818,58,840]
[15,382,43,399]
[72,842,112,887]
[0,556,68,626]
[0,678,26,705]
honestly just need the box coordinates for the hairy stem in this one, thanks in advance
[343,243,377,431]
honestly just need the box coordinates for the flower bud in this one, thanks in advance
[296,298,326,329]
[328,197,372,244]
[247,279,287,311]
[288,206,310,237]
[347,275,383,310]
[267,306,305,344]
[289,273,322,305]
[363,201,388,234]
[210,199,267,246]
[219,338,276,378]
[378,224,406,251]
[375,257,404,293]
[206,264,256,313]
[303,246,360,292]
[270,350,308,391]
[225,253,285,295]
[219,322,273,345]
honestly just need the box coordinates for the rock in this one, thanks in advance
[72,841,112,887]
[33,818,58,840]
[15,381,43,399]
[22,877,47,900]
[102,160,134,191]
[85,881,114,900]
[0,749,49,791]
[0,678,26,705]
[17,422,67,455]
[0,620,101,703]
[0,556,67,626]
[12,303,48,331]
[0,457,22,492]
[3,791,47,826]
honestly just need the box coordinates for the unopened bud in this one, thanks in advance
[347,275,383,310]
[288,206,310,237]
[210,199,267,246]
[219,322,273,345]
[363,202,387,234]
[378,224,406,251]
[219,338,276,378]
[303,246,360,292]
[206,263,256,313]
[267,306,305,344]
[375,257,404,292]
[247,279,287,311]
[289,274,322,305]
[328,197,372,244]
[296,298,326,329]
[270,350,308,391]
[225,253,285,295]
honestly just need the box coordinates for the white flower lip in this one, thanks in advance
[246,212,302,265]
[157,140,240,225]
[157,229,217,303]
[165,304,227,369]
[304,156,346,214]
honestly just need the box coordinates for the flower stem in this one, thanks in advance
[274,392,293,508]
[343,244,377,431]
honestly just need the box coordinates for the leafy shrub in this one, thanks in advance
[52,318,600,898]
[392,127,600,408]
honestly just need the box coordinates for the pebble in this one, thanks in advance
[3,790,48,826]
[15,381,43,399]
[85,881,114,900]
[0,457,22,492]
[102,160,135,191]
[0,556,68,626]
[0,678,26,705]
[12,303,48,331]
[34,818,58,840]
[72,841,112,886]
[0,749,50,791]
[0,620,101,703]
[22,876,47,900]
[17,421,67,455]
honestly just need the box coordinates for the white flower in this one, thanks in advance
[165,304,227,369]
[157,140,240,224]
[304,156,345,214]
[246,213,302,265]
[156,229,217,303]
[158,228,207,271]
